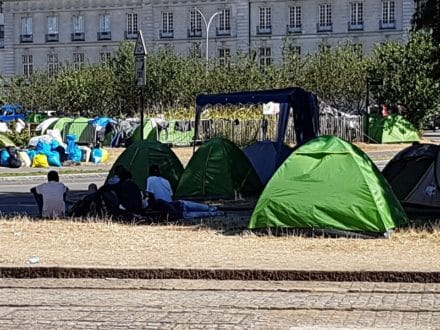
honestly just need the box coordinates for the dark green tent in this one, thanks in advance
[175,137,263,199]
[107,140,183,191]
[249,135,408,235]
[369,114,420,143]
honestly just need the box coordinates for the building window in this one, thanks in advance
[46,16,59,42]
[258,7,271,34]
[72,15,85,41]
[47,53,59,76]
[20,17,33,42]
[126,13,138,39]
[161,12,174,38]
[318,4,332,32]
[98,14,111,40]
[189,42,202,58]
[258,47,271,66]
[189,10,202,37]
[218,48,231,66]
[381,1,396,29]
[0,25,4,48]
[73,52,85,69]
[284,44,301,58]
[217,9,231,35]
[22,54,33,76]
[100,51,112,62]
[288,6,302,33]
[349,2,363,30]
[351,43,363,56]
[73,15,84,33]
[0,2,3,13]
[319,43,331,52]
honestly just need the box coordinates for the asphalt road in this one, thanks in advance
[0,278,439,329]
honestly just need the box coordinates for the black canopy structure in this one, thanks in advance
[194,87,319,166]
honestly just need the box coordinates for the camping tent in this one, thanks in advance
[26,113,48,124]
[36,117,59,134]
[175,137,262,199]
[49,117,74,135]
[130,119,158,144]
[243,141,293,185]
[64,117,94,144]
[0,134,15,147]
[382,143,440,212]
[107,140,183,191]
[369,114,420,143]
[249,135,408,235]
[194,87,319,168]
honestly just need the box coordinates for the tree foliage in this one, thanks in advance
[367,31,440,128]
[3,32,440,129]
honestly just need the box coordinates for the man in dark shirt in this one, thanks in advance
[99,169,142,220]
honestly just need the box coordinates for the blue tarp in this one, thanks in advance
[89,117,116,128]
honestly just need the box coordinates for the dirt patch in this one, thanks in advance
[1,218,440,272]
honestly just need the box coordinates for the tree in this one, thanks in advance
[413,0,440,44]
[367,31,440,128]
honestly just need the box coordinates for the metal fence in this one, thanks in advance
[56,113,366,147]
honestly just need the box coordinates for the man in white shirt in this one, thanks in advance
[31,171,68,218]
[146,165,223,220]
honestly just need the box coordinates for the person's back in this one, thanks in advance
[115,179,142,213]
[33,171,68,218]
[146,175,173,203]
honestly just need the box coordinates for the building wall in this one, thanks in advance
[0,0,415,78]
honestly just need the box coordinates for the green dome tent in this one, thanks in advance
[49,117,74,135]
[130,119,158,143]
[175,137,263,199]
[107,140,183,191]
[65,117,94,144]
[0,134,15,147]
[249,136,408,235]
[369,114,420,143]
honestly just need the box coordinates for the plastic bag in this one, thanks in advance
[0,149,10,167]
[32,154,49,168]
[47,151,62,167]
[91,148,103,163]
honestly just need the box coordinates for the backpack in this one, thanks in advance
[8,148,22,168]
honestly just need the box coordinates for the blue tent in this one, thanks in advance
[243,141,293,185]
[194,87,319,176]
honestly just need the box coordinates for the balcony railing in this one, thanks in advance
[45,33,59,42]
[97,31,111,40]
[317,23,333,32]
[188,29,202,38]
[348,22,364,31]
[160,29,174,39]
[256,25,272,35]
[380,19,396,30]
[286,24,302,33]
[216,27,231,36]
[20,34,33,43]
[125,31,138,40]
[71,32,85,41]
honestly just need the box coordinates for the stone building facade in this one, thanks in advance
[0,0,416,78]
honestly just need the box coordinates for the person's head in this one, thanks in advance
[47,170,59,182]
[114,165,126,177]
[149,164,160,177]
[119,169,132,181]
[88,183,98,193]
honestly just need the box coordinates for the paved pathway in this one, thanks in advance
[0,279,439,329]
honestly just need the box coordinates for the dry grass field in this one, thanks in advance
[1,217,440,271]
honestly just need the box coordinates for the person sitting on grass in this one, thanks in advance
[30,170,69,218]
[146,164,223,220]
[99,169,142,220]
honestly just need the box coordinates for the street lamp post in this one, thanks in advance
[194,7,221,68]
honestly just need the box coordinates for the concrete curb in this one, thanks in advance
[0,172,108,182]
[1,267,440,283]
